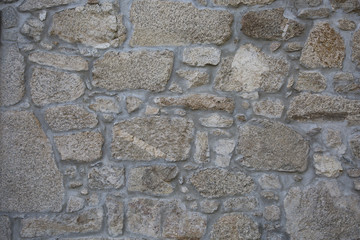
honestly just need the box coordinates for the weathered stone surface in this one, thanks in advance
[325,129,344,150]
[29,51,88,71]
[93,50,173,92]
[2,6,17,28]
[330,0,360,12]
[210,213,261,240]
[333,72,360,94]
[199,113,233,128]
[352,30,360,67]
[126,97,143,113]
[295,71,327,92]
[105,195,124,236]
[285,42,303,52]
[347,168,360,178]
[284,180,360,239]
[45,105,98,131]
[241,8,304,40]
[20,17,44,41]
[0,216,11,240]
[128,165,178,195]
[19,0,77,11]
[0,111,64,212]
[295,0,322,8]
[112,116,194,161]
[194,131,210,163]
[130,0,233,46]
[20,208,103,237]
[30,67,85,106]
[66,196,85,213]
[177,69,209,88]
[313,154,343,177]
[200,200,219,213]
[338,19,356,30]
[264,205,280,221]
[259,174,281,189]
[300,22,345,68]
[223,197,258,212]
[182,47,221,66]
[253,99,284,118]
[88,166,124,189]
[270,42,281,52]
[212,0,275,7]
[287,93,360,121]
[0,44,25,106]
[214,44,289,93]
[190,168,254,198]
[214,139,235,167]
[54,132,104,162]
[350,134,360,159]
[89,97,120,113]
[50,3,126,48]
[261,191,279,201]
[297,8,331,19]
[155,94,235,113]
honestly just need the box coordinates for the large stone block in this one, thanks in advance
[19,0,78,11]
[29,51,88,71]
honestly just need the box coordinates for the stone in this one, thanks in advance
[241,8,304,40]
[145,105,160,115]
[352,30,360,67]
[350,134,360,159]
[253,99,284,118]
[330,0,360,12]
[54,131,104,162]
[2,6,17,28]
[130,0,233,46]
[287,93,360,121]
[0,44,25,106]
[88,166,124,189]
[93,50,173,92]
[259,174,281,190]
[261,191,279,201]
[176,69,209,88]
[0,111,64,212]
[354,179,360,191]
[300,22,345,68]
[238,119,309,172]
[212,0,275,7]
[112,116,194,161]
[284,180,360,239]
[223,197,258,212]
[264,205,280,221]
[295,71,327,92]
[270,42,281,52]
[313,154,343,177]
[20,208,103,237]
[50,3,126,48]
[338,19,356,31]
[155,94,235,113]
[182,47,221,66]
[210,213,261,240]
[126,97,143,113]
[190,168,254,198]
[169,82,183,93]
[0,216,11,240]
[128,165,178,195]
[45,105,98,132]
[66,196,85,213]
[333,72,360,94]
[285,42,303,52]
[348,168,360,178]
[214,44,289,93]
[89,97,120,113]
[214,139,236,167]
[325,129,343,148]
[200,200,219,213]
[199,113,234,128]
[29,51,88,71]
[297,8,331,19]
[19,0,77,11]
[20,17,44,41]
[194,131,210,163]
[105,195,124,236]
[30,67,85,106]
[295,0,322,8]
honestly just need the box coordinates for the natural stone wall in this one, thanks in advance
[0,0,360,239]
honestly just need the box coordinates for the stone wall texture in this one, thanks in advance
[0,0,360,239]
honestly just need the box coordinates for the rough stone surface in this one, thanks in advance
[89,97,120,113]
[350,134,360,159]
[253,99,284,118]
[347,168,360,178]
[93,50,173,92]
[194,131,210,163]
[29,51,88,71]
[352,30,360,67]
[330,0,360,12]
[105,195,124,236]
[223,197,258,212]
[2,6,17,28]
[333,72,360,94]
[19,0,77,11]
[338,19,356,30]
[126,97,143,113]
[214,139,235,167]
[199,113,233,128]
[177,69,209,88]
[295,71,327,92]
[88,166,125,190]
[238,119,309,172]
[285,42,303,52]
[66,196,85,213]
[313,154,343,177]
[130,0,233,46]
[200,200,219,213]
[212,0,275,7]
[294,0,323,8]
[325,129,343,149]
[259,174,282,189]
[264,205,281,221]
[297,8,331,19]
[0,216,11,240]
[182,47,221,66]
[20,17,44,41]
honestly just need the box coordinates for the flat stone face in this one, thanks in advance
[264,205,280,221]
[182,47,221,66]
[258,174,282,189]
[20,208,103,238]
[295,71,327,92]
[176,69,210,88]
[338,19,356,31]
[284,180,360,239]
[66,196,85,213]
[89,96,120,113]
[300,22,345,68]
[29,51,88,71]
[238,119,309,172]
[252,99,284,118]
[45,105,98,131]
[0,111,64,212]
[130,0,233,46]
[20,17,44,42]
[199,113,234,128]
[92,50,173,92]
[330,0,360,12]
[200,200,219,213]
[194,131,210,163]
[112,116,194,161]
[214,139,236,167]
[223,197,258,212]
[190,168,254,198]
[214,44,289,93]
[0,44,25,106]
[30,67,85,106]
[2,6,17,28]
[297,8,331,19]
[88,166,125,190]
[313,154,343,177]
[19,0,77,11]
[333,72,358,94]
[241,8,304,40]
[126,97,143,113]
[105,195,124,236]
[350,134,360,159]
[0,216,11,240]
[352,30,360,67]
[212,0,276,7]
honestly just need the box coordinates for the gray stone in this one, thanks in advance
[223,197,259,212]
[20,17,44,42]
[352,30,360,67]
[297,8,331,19]
[337,19,356,30]
[333,72,360,94]
[182,47,221,66]
[261,191,279,201]
[199,113,233,128]
[214,139,235,167]
[253,99,284,118]
[325,129,343,149]
[19,0,77,11]
[0,44,25,106]
[212,0,275,7]
[0,111,64,212]
[177,69,209,88]
[130,0,233,46]
[0,216,11,240]
[194,131,210,163]
[313,154,343,177]
[112,116,194,161]
[105,195,124,236]
[295,0,322,8]
[285,42,303,52]
[200,200,219,213]
[2,7,17,28]
[89,96,120,113]
[29,51,88,71]
[330,0,360,12]
[238,119,309,172]
[350,134,360,159]
[93,50,173,92]
[270,42,281,52]
[88,166,124,189]
[264,205,280,221]
[347,168,360,178]
[66,196,85,213]
[259,174,281,189]
[295,71,327,92]
[126,97,143,113]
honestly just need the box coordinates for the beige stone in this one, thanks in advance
[352,30,360,67]
[66,196,85,213]
[126,97,143,113]
[105,195,124,236]
[253,99,284,118]
[0,216,11,240]
[20,17,44,41]
[333,72,360,94]
[176,69,209,88]
[350,134,360,159]
[224,197,258,212]
[194,131,210,163]
[295,71,327,92]
[182,47,221,66]
[200,200,219,213]
[199,113,234,128]
[19,0,77,11]
[212,0,275,7]
[285,42,303,52]
[88,166,124,190]
[214,139,235,167]
[347,168,360,178]
[297,8,331,19]
[313,154,343,177]
[325,129,343,148]
[145,105,160,115]
[264,205,280,221]
[330,0,360,12]
[259,174,281,190]
[338,19,356,31]
[29,51,88,71]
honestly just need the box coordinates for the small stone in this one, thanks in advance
[66,196,85,213]
[259,174,281,190]
[20,17,44,42]
[211,129,232,137]
[300,22,345,68]
[325,129,343,148]
[182,47,221,66]
[200,200,219,213]
[89,97,120,113]
[64,166,77,178]
[169,82,183,93]
[126,97,143,113]
[54,132,104,162]
[176,69,209,88]
[29,51,88,71]
[80,189,89,195]
[105,195,124,236]
[347,168,360,178]
[294,71,327,92]
[333,72,360,94]
[19,0,77,11]
[88,166,124,189]
[241,8,304,40]
[39,11,47,21]
[214,139,235,167]
[330,0,360,12]
[87,193,100,207]
[102,114,114,123]
[0,216,11,240]
[347,114,360,126]
[2,7,17,28]
[313,154,343,177]
[194,131,210,163]
[223,197,258,212]
[145,105,160,115]
[297,8,331,19]
[270,42,281,52]
[253,99,284,118]
[354,179,360,191]
[212,0,275,7]
[338,19,356,31]
[237,114,247,122]
[352,30,360,67]
[264,205,281,221]
[261,191,279,201]
[69,181,83,189]
[285,42,303,52]
[350,134,360,159]
[295,0,322,8]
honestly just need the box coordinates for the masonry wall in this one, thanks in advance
[1,0,360,239]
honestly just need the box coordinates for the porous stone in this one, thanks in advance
[30,67,85,106]
[333,72,359,94]
[210,213,261,240]
[145,105,160,115]
[284,180,360,239]
[0,216,11,240]
[112,116,194,161]
[155,94,235,113]
[29,51,88,71]
[300,22,345,68]
[54,131,104,162]
[190,168,254,198]
[19,0,77,11]
[295,0,322,8]
[261,191,279,201]
[223,197,258,212]
[0,44,25,106]
[20,17,44,41]
[105,195,124,236]
[20,208,103,237]
[214,139,235,167]
[285,42,303,52]
[313,154,343,177]
[347,168,360,178]
[270,42,281,52]
[50,3,126,48]
[182,47,221,66]
[212,0,275,7]
[259,174,281,190]
[238,119,309,172]
[88,166,124,190]
[352,30,360,67]
[325,129,343,148]
[89,97,120,113]
[200,200,219,213]
[176,69,209,88]
[337,19,356,30]
[128,165,178,195]
[350,134,360,159]
[295,71,327,92]
[297,8,331,19]
[2,6,17,28]
[330,0,360,12]
[126,97,143,113]
[354,179,360,191]
[66,196,85,213]
[93,50,173,92]
[241,8,304,40]
[264,205,280,221]
[214,44,289,93]
[0,111,64,212]
[194,131,210,163]
[253,99,284,118]
[199,113,233,128]
[130,0,233,46]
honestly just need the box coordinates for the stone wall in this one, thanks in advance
[1,0,360,239]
